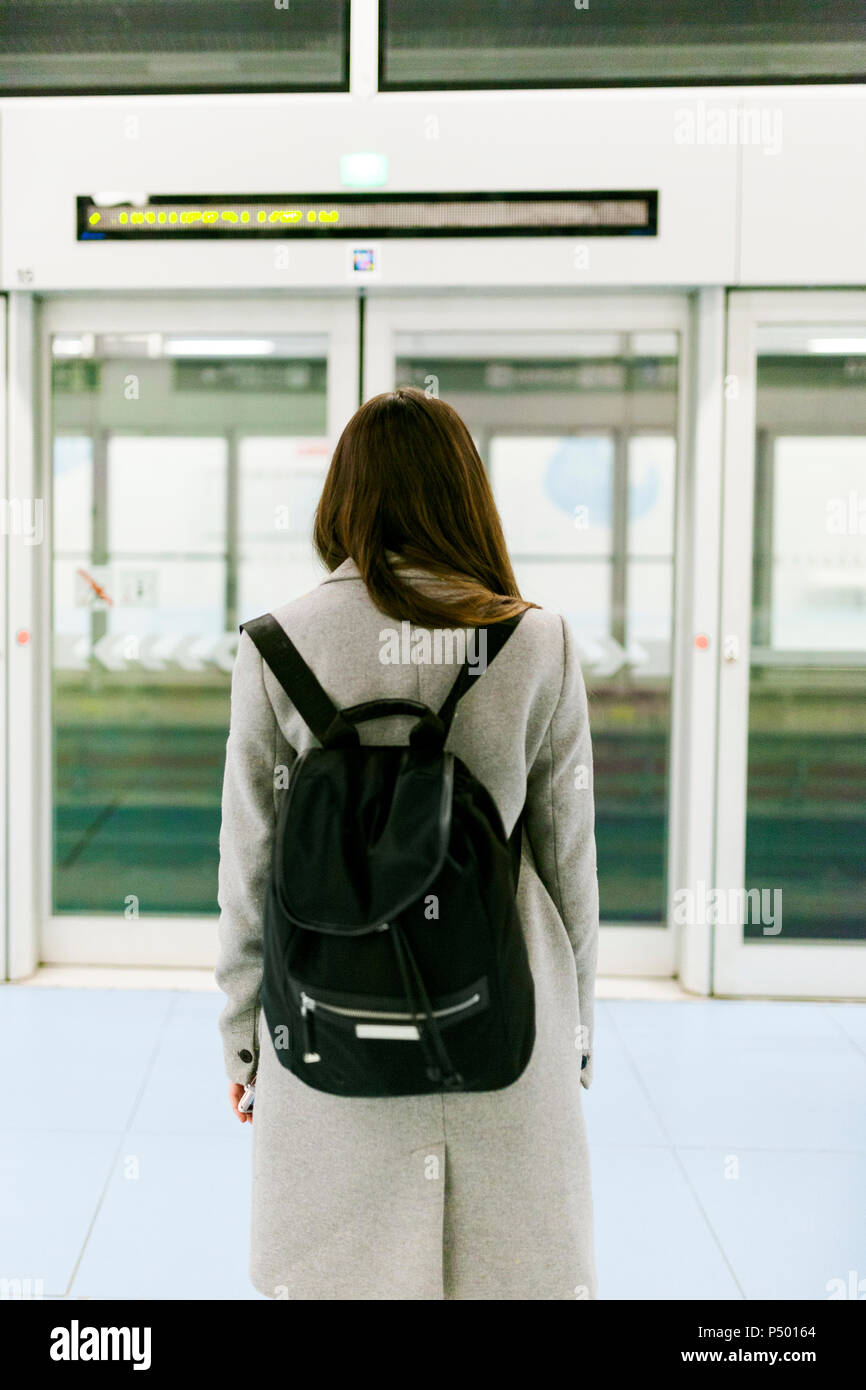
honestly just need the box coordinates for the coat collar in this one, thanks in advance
[320,554,437,584]
[320,556,363,583]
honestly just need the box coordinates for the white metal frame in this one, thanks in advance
[0,293,6,980]
[716,290,866,999]
[364,289,715,980]
[5,293,39,981]
[349,0,379,101]
[675,288,727,995]
[16,293,359,974]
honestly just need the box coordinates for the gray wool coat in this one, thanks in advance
[215,557,600,1300]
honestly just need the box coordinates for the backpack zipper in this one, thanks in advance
[298,988,481,1063]
[300,990,480,1022]
[299,991,321,1063]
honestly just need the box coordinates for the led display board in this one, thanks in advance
[78,191,658,240]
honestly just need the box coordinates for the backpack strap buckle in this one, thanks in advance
[408,712,447,752]
[321,713,362,749]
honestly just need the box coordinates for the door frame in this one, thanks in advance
[5,292,39,981]
[716,289,866,999]
[0,293,7,981]
[13,293,358,974]
[363,289,716,981]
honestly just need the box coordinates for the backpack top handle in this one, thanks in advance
[341,698,433,724]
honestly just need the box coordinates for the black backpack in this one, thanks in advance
[239,610,535,1098]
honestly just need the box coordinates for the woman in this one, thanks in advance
[215,386,600,1300]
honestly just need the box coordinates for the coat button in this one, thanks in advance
[238,1049,253,1063]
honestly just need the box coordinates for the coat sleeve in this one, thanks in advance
[523,614,600,1088]
[214,629,289,1085]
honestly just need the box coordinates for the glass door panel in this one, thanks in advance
[391,322,682,935]
[718,295,866,997]
[43,299,357,964]
[748,361,866,942]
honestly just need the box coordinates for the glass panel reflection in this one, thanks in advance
[2,0,349,94]
[51,333,328,915]
[746,333,866,941]
[381,0,866,87]
[239,435,331,618]
[396,337,679,923]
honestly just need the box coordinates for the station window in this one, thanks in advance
[50,333,330,915]
[379,0,866,89]
[396,338,681,926]
[743,337,866,941]
[0,0,349,95]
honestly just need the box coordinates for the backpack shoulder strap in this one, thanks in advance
[239,613,353,746]
[436,610,526,736]
[436,612,527,887]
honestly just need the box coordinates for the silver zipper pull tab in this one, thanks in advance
[300,992,321,1063]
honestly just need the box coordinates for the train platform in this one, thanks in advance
[2,975,863,1301]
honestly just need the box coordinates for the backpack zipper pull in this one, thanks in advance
[300,992,321,1063]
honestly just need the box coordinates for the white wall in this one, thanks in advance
[739,89,866,283]
[2,85,864,292]
[3,85,863,291]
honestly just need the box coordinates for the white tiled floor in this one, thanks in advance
[1,983,864,1300]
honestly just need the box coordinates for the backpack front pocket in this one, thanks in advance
[285,975,489,1092]
[293,976,487,1037]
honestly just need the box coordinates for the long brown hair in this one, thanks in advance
[313,387,537,626]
